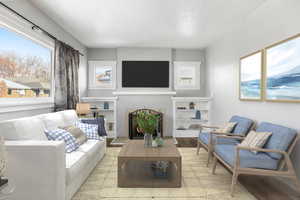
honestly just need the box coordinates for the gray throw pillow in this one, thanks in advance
[59,126,87,145]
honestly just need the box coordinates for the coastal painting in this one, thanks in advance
[266,35,300,101]
[240,51,262,100]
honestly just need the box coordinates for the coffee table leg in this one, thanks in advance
[175,157,182,187]
[118,157,125,187]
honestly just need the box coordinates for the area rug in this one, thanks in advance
[72,148,256,200]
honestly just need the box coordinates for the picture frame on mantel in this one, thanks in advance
[88,60,116,89]
[265,34,300,102]
[239,50,263,101]
[174,61,200,90]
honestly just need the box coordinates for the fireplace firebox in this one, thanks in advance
[128,109,163,139]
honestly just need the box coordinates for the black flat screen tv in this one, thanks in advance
[122,61,169,87]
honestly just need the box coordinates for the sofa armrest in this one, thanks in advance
[4,140,66,200]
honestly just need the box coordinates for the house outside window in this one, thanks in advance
[0,27,53,99]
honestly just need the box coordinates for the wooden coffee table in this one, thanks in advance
[118,139,182,188]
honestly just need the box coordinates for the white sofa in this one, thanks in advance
[0,110,106,200]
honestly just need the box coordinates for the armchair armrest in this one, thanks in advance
[4,140,66,200]
[235,145,293,172]
[214,135,245,146]
[236,145,286,155]
[200,125,220,129]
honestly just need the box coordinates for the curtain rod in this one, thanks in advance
[0,2,84,56]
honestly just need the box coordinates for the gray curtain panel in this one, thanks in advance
[54,40,80,111]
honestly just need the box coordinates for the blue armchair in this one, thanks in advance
[211,122,300,196]
[197,115,254,166]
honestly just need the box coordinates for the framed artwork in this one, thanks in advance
[88,60,116,89]
[265,34,300,102]
[174,61,200,90]
[239,51,263,101]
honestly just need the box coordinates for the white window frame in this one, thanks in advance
[174,61,201,90]
[88,60,117,90]
[0,6,55,108]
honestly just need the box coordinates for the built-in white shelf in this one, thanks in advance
[112,91,177,96]
[172,97,212,138]
[81,97,118,139]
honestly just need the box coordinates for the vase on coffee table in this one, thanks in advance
[144,133,152,147]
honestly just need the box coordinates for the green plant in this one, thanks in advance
[136,110,159,135]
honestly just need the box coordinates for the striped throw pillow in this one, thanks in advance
[215,122,237,134]
[239,130,272,153]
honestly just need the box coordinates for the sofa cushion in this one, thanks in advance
[65,151,88,185]
[215,144,278,170]
[60,110,79,127]
[0,117,48,140]
[256,122,297,160]
[198,132,240,145]
[229,116,254,136]
[39,112,66,131]
[77,140,103,159]
[45,129,80,153]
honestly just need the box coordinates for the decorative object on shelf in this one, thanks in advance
[189,102,195,110]
[151,161,169,178]
[108,122,114,131]
[88,60,116,89]
[103,101,109,110]
[155,136,164,147]
[239,51,263,101]
[136,110,160,147]
[188,124,202,130]
[174,61,201,90]
[177,106,186,110]
[176,126,186,130]
[152,140,158,147]
[265,34,300,102]
[195,110,201,119]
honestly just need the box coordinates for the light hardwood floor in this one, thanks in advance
[72,147,256,200]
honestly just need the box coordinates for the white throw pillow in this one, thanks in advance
[215,122,237,134]
[239,130,272,153]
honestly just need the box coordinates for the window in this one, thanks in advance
[0,26,53,99]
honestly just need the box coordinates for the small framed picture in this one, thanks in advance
[265,34,300,102]
[88,60,116,89]
[174,61,200,90]
[239,51,263,101]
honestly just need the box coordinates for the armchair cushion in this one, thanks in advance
[198,132,240,145]
[229,116,254,136]
[215,144,278,170]
[256,122,297,160]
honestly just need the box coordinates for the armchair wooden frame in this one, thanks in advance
[211,134,300,196]
[197,124,254,166]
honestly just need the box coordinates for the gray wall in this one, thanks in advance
[205,0,300,178]
[87,47,205,136]
[0,1,88,120]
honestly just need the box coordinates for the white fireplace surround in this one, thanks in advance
[112,91,177,96]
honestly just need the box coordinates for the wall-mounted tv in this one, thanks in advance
[122,61,169,88]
